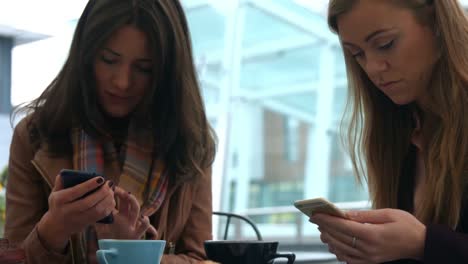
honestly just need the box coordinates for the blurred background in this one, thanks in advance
[2,0,468,263]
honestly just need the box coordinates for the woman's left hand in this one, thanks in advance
[310,209,426,264]
[95,186,158,240]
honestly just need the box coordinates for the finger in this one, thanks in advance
[114,187,131,218]
[91,191,117,221]
[125,192,141,226]
[320,231,328,244]
[69,180,113,213]
[334,251,346,262]
[320,228,365,258]
[75,194,114,225]
[311,214,371,242]
[114,192,141,228]
[327,244,335,254]
[347,209,397,224]
[146,225,158,240]
[79,194,116,224]
[329,248,347,263]
[114,187,137,221]
[49,175,65,206]
[53,174,64,191]
[113,186,128,201]
[135,215,151,238]
[58,176,106,203]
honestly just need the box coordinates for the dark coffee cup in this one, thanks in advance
[204,240,295,264]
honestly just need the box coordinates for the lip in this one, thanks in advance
[379,80,402,89]
[105,91,131,103]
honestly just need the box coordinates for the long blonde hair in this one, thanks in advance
[328,0,468,228]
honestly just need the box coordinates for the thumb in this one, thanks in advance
[53,173,64,192]
[347,209,396,224]
[146,225,158,240]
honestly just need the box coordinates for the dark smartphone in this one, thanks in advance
[60,169,114,224]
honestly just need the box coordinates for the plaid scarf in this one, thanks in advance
[71,122,169,264]
[71,124,168,210]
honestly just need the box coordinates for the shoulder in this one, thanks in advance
[192,166,212,191]
[11,114,36,156]
[13,115,32,137]
[190,166,212,185]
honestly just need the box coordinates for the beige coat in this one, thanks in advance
[5,118,213,264]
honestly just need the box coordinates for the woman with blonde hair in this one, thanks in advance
[310,0,468,263]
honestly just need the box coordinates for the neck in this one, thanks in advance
[101,112,130,141]
[415,92,431,111]
[106,116,130,130]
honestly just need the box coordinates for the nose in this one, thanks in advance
[112,65,132,92]
[363,54,389,77]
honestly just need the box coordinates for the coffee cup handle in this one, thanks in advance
[270,252,296,264]
[96,248,118,264]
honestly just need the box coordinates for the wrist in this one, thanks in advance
[37,212,69,253]
[412,224,426,261]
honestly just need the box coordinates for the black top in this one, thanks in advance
[384,145,468,264]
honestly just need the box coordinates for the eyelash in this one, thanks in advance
[100,55,116,64]
[352,52,364,59]
[379,40,394,50]
[101,56,152,74]
[351,40,395,59]
[137,67,153,74]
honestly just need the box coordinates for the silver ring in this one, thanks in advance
[352,236,357,248]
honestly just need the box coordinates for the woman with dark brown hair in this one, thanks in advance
[311,0,468,263]
[4,0,216,263]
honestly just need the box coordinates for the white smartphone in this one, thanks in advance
[294,197,348,219]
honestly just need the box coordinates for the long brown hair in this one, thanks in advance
[14,0,216,182]
[328,0,468,228]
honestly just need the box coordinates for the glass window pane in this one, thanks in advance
[184,0,368,245]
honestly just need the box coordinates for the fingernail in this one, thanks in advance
[108,181,114,188]
[96,177,104,184]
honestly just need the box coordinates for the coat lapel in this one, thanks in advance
[31,147,73,189]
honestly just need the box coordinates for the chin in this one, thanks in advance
[387,95,415,106]
[104,108,132,118]
[391,99,413,106]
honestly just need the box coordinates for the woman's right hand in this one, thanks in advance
[95,187,158,240]
[37,174,116,252]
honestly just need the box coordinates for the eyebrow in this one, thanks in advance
[103,47,153,62]
[342,28,394,47]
